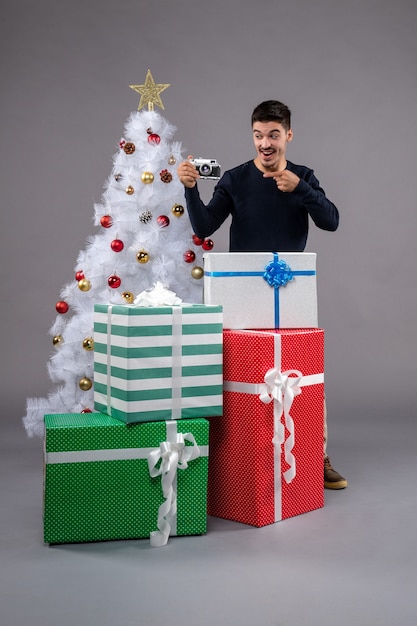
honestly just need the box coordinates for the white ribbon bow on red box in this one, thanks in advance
[259,367,303,484]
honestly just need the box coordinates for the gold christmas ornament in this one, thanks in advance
[79,377,93,391]
[172,203,185,217]
[122,291,134,303]
[78,278,91,292]
[126,185,135,195]
[52,334,63,346]
[168,155,176,165]
[82,337,94,351]
[129,69,170,111]
[136,249,149,263]
[141,171,154,184]
[191,266,204,279]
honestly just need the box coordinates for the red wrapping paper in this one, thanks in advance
[208,328,324,527]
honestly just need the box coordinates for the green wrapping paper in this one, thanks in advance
[43,413,209,545]
[93,303,223,424]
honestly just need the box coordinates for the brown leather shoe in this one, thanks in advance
[324,456,348,489]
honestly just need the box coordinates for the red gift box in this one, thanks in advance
[208,328,325,527]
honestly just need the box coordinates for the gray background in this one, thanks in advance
[1,1,417,625]
[2,0,416,417]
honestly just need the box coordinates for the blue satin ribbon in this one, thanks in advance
[204,253,316,327]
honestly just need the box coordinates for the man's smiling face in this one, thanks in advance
[252,120,293,172]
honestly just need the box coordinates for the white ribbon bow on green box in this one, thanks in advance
[148,421,201,547]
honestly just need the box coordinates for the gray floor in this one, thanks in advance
[1,403,416,626]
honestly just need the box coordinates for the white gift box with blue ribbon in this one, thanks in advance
[203,252,318,329]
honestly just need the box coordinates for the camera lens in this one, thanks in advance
[200,163,212,175]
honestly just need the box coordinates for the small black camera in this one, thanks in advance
[191,158,221,180]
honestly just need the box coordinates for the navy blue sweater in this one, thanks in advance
[184,160,339,252]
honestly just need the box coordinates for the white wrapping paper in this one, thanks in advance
[203,252,318,329]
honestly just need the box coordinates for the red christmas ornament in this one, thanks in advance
[111,239,124,252]
[56,300,69,314]
[81,408,92,414]
[202,238,214,251]
[100,215,113,228]
[157,215,170,228]
[192,234,204,246]
[183,250,196,263]
[108,275,121,289]
[75,270,84,281]
[148,133,161,145]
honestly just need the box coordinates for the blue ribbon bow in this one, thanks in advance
[263,258,294,288]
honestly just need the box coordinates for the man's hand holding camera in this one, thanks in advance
[177,155,199,188]
[263,169,300,193]
[178,155,221,188]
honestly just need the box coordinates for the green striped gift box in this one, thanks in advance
[93,303,223,424]
[43,413,209,544]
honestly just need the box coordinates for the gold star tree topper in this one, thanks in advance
[129,69,170,111]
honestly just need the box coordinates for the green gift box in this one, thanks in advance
[93,303,223,423]
[43,413,209,546]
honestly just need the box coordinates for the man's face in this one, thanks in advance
[252,120,293,171]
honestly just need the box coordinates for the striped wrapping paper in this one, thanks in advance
[94,303,223,424]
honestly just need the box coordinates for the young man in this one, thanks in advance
[177,100,347,489]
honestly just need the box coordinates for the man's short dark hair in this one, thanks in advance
[251,100,291,131]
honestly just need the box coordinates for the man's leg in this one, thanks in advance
[323,395,347,489]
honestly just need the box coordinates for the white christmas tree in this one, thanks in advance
[23,70,214,438]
